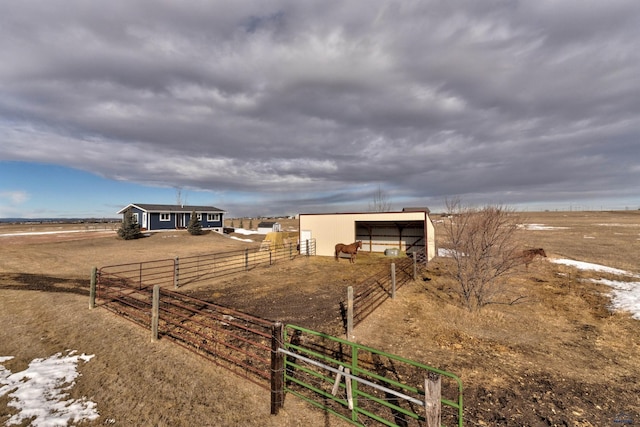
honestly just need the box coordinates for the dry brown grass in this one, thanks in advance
[1,211,640,426]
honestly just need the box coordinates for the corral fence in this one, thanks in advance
[89,241,462,426]
[342,255,417,337]
[277,324,463,427]
[97,239,316,290]
[93,274,274,387]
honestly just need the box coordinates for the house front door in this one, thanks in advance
[177,213,187,228]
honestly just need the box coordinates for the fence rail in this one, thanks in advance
[98,239,316,290]
[96,277,275,388]
[344,256,416,329]
[281,324,463,427]
[92,240,464,426]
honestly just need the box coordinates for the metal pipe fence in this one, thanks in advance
[281,324,463,427]
[91,239,465,426]
[98,239,316,290]
[349,256,415,327]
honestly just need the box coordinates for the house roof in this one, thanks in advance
[117,203,225,214]
[257,221,279,227]
[402,207,431,213]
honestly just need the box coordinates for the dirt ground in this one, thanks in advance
[1,211,640,426]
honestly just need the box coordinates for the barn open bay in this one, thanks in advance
[1,211,639,426]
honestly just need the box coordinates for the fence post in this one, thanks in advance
[269,251,273,266]
[391,262,396,299]
[306,239,310,256]
[174,257,180,288]
[270,322,285,415]
[89,267,97,309]
[151,285,160,342]
[424,373,441,427]
[347,286,354,340]
[245,248,249,271]
[413,255,417,280]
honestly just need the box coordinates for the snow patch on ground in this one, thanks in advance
[0,351,99,426]
[551,259,640,320]
[436,249,640,320]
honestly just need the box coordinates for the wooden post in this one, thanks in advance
[89,267,97,309]
[331,365,346,396]
[269,251,273,266]
[413,255,417,281]
[424,373,441,427]
[270,322,285,415]
[391,262,396,299]
[151,285,160,342]
[347,286,354,340]
[345,367,353,410]
[173,257,179,289]
[306,239,310,256]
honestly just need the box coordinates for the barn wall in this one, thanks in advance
[426,216,435,260]
[299,214,357,257]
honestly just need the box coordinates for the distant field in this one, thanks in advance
[1,210,639,426]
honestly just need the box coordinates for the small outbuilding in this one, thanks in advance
[257,221,281,234]
[117,203,225,233]
[299,208,435,262]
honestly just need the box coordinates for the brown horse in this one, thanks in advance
[335,241,363,263]
[521,248,547,269]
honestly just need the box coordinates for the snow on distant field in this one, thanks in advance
[230,236,254,242]
[232,228,260,235]
[520,223,569,231]
[0,229,114,237]
[228,228,259,242]
[0,351,99,426]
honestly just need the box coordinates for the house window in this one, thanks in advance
[197,213,202,221]
[160,213,171,221]
[132,213,139,223]
[207,213,220,222]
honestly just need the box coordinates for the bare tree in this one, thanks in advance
[442,199,524,311]
[369,185,392,212]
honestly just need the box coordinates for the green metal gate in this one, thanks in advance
[280,324,463,427]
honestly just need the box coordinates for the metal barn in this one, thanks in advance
[298,208,435,262]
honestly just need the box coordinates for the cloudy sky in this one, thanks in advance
[1,1,639,218]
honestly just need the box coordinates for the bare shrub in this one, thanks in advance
[442,199,524,310]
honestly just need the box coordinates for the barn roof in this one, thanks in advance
[117,203,225,214]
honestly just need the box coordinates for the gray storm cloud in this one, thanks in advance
[1,0,639,214]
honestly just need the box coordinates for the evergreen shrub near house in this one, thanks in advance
[118,208,142,240]
[187,210,203,235]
